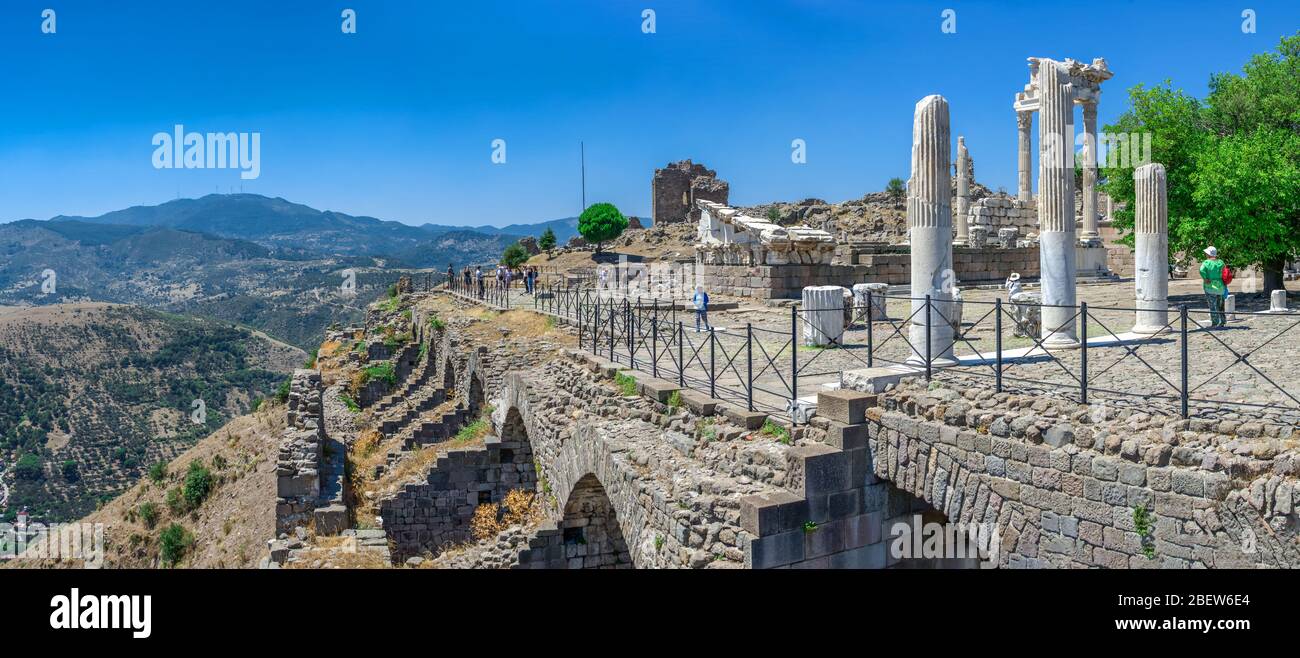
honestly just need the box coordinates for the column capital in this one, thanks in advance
[1017,110,1033,130]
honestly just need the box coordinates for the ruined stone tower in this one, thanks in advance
[651,159,729,225]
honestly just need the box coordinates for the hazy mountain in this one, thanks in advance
[419,216,581,244]
[46,193,517,267]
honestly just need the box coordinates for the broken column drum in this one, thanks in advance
[906,95,957,365]
[1132,163,1169,334]
[802,285,846,347]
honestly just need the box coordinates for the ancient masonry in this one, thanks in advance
[275,369,346,536]
[652,160,730,225]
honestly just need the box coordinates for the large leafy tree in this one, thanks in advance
[1101,32,1300,293]
[577,202,628,254]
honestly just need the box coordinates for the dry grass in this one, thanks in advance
[469,489,544,540]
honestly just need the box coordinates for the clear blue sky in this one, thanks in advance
[1,0,1296,226]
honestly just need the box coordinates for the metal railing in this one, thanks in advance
[440,282,1300,424]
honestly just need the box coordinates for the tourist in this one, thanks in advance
[475,266,485,299]
[692,285,711,332]
[1199,246,1228,328]
[1005,272,1022,300]
[504,266,513,291]
[447,264,454,290]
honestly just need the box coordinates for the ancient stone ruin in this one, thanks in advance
[695,200,836,266]
[651,159,729,225]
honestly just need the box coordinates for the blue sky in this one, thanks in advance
[1,0,1296,226]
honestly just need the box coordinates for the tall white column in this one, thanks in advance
[907,95,956,365]
[1080,102,1101,244]
[1037,59,1079,348]
[954,136,970,246]
[1132,163,1169,334]
[1017,111,1033,201]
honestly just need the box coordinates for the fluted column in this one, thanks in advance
[1017,111,1033,201]
[1133,163,1168,333]
[1037,59,1079,348]
[907,95,956,365]
[1080,102,1100,243]
[953,136,970,246]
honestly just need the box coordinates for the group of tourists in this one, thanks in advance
[448,263,542,300]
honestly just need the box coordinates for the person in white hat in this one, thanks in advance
[1199,246,1227,327]
[1005,272,1023,300]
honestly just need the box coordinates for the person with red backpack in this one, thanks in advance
[1199,246,1229,327]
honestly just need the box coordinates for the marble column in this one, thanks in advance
[1080,102,1101,244]
[1037,59,1079,348]
[1017,110,1033,201]
[907,95,956,365]
[802,285,846,346]
[1132,163,1169,334]
[954,136,971,246]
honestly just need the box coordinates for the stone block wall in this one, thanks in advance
[276,370,326,535]
[850,380,1299,568]
[378,432,536,561]
[698,247,1040,299]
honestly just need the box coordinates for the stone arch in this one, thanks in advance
[463,348,487,417]
[437,331,458,396]
[554,473,634,568]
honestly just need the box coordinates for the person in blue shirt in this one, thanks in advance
[692,286,711,332]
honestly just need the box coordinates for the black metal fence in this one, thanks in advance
[442,280,1300,424]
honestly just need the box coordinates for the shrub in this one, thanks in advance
[666,389,683,412]
[148,462,168,484]
[159,523,193,567]
[339,392,361,413]
[502,242,529,269]
[138,502,159,529]
[363,362,397,386]
[614,372,638,396]
[428,315,445,331]
[275,378,291,404]
[577,202,628,253]
[470,503,503,540]
[165,487,185,515]
[761,419,791,445]
[182,460,213,509]
[14,453,42,481]
[61,460,80,482]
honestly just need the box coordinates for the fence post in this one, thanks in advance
[866,290,874,368]
[652,303,659,378]
[995,299,1003,393]
[924,294,932,381]
[608,302,615,362]
[790,306,798,421]
[709,327,717,399]
[1080,302,1089,405]
[1180,304,1189,418]
[678,321,685,387]
[746,322,753,412]
[578,296,584,347]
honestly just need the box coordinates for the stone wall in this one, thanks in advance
[377,427,537,561]
[843,379,1299,568]
[698,247,1040,299]
[652,160,729,225]
[275,370,326,535]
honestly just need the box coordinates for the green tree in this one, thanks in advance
[885,178,906,208]
[1101,33,1300,292]
[182,460,213,509]
[577,202,628,253]
[501,242,529,268]
[61,460,79,482]
[538,227,557,251]
[14,453,42,480]
[159,523,192,567]
[138,502,159,529]
[148,462,168,484]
